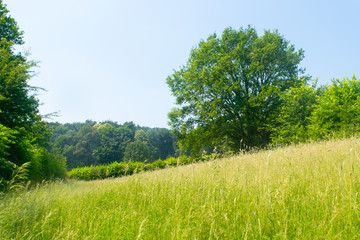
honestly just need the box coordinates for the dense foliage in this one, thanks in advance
[48,121,178,169]
[1,0,359,188]
[167,26,360,153]
[309,76,360,139]
[271,79,319,144]
[0,1,66,193]
[68,153,219,181]
[167,26,307,153]
[271,75,360,145]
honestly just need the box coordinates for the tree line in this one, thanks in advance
[68,73,360,181]
[48,120,178,169]
[1,0,360,189]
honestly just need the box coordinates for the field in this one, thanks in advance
[1,138,360,239]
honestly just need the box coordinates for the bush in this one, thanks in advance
[309,75,360,140]
[127,162,145,175]
[107,162,127,177]
[178,155,193,165]
[0,158,16,182]
[68,167,92,181]
[67,153,223,181]
[31,148,67,181]
[144,159,166,171]
[163,157,179,166]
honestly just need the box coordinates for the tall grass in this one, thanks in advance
[1,138,360,239]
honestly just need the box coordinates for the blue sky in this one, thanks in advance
[5,0,359,128]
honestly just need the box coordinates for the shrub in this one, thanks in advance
[309,75,360,139]
[126,162,145,175]
[163,157,178,166]
[144,159,166,171]
[31,148,67,181]
[107,162,127,177]
[68,167,92,181]
[67,154,222,181]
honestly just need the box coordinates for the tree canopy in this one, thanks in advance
[309,75,360,139]
[48,121,178,169]
[167,26,307,153]
[0,1,66,189]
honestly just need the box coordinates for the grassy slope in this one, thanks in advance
[1,138,360,239]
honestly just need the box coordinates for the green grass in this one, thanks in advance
[1,138,360,239]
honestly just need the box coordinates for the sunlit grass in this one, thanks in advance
[1,138,360,239]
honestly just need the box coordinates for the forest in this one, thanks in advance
[48,121,178,169]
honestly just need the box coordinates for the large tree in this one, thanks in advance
[167,26,307,153]
[0,1,66,185]
[0,1,39,173]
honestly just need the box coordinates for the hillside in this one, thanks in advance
[1,138,360,239]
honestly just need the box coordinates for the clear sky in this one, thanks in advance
[4,0,359,128]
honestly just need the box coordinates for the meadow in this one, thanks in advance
[1,138,360,239]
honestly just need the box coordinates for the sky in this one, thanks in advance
[4,0,360,128]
